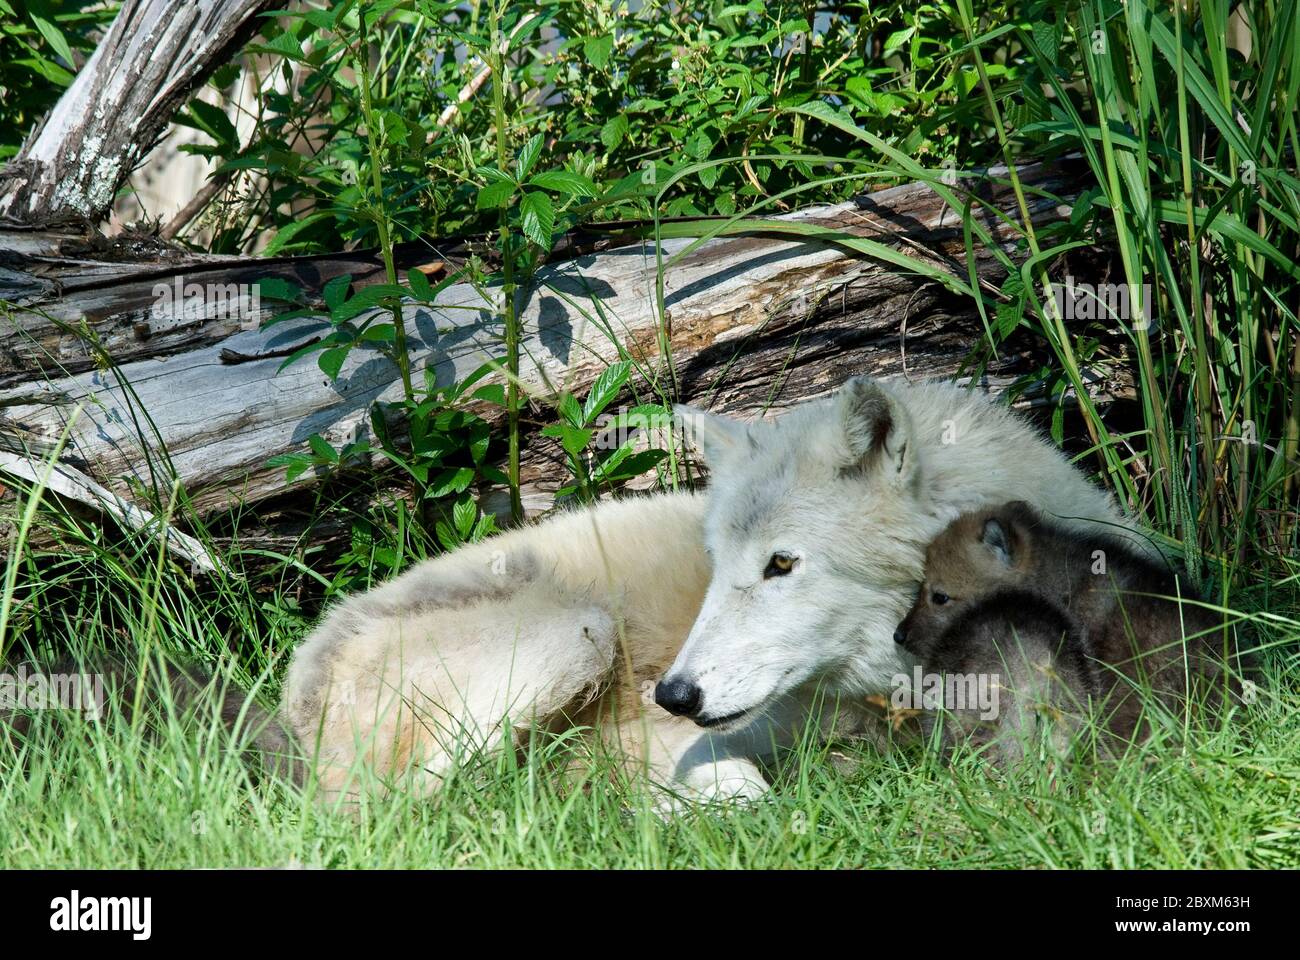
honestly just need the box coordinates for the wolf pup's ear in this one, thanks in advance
[674,404,750,464]
[981,517,1016,565]
[837,376,915,484]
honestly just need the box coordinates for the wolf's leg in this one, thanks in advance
[302,590,618,802]
[413,599,620,795]
[613,707,777,813]
[672,731,771,804]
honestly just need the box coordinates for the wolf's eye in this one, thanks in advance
[764,552,797,579]
[931,591,950,605]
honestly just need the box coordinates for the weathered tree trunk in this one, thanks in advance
[0,163,1124,539]
[0,0,273,224]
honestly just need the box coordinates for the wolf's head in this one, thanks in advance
[893,501,1040,655]
[656,376,936,732]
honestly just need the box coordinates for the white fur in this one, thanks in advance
[282,376,1128,804]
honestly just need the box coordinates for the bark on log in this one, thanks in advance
[0,162,1127,532]
[0,0,274,224]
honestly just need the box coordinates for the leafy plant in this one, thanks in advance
[177,0,1018,256]
[262,268,504,571]
[541,360,670,501]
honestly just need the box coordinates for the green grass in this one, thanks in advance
[0,497,1296,870]
[3,653,1297,870]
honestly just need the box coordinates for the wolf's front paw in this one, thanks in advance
[653,758,771,817]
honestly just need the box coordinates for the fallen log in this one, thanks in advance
[0,162,1123,533]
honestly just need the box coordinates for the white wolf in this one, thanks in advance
[282,375,1127,804]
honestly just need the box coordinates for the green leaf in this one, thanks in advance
[210,63,241,90]
[475,164,517,184]
[308,434,339,464]
[179,99,239,152]
[331,283,407,323]
[605,403,670,437]
[428,467,475,498]
[476,178,515,209]
[453,496,476,536]
[603,448,668,481]
[468,422,491,463]
[600,114,629,151]
[590,442,633,482]
[407,268,435,301]
[256,277,305,303]
[318,346,349,380]
[516,133,544,179]
[685,131,713,160]
[557,392,582,426]
[360,323,396,343]
[263,212,332,256]
[552,424,595,458]
[582,360,632,425]
[14,54,74,86]
[1031,20,1060,65]
[471,383,506,406]
[881,25,916,56]
[519,192,555,249]
[268,452,315,483]
[584,34,614,69]
[377,109,408,145]
[528,170,597,197]
[254,31,308,63]
[322,275,353,311]
[995,273,1026,337]
[25,0,75,68]
[471,512,497,541]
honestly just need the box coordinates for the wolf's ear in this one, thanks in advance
[674,404,749,463]
[981,517,1016,565]
[837,376,915,483]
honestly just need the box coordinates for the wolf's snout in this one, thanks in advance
[654,677,703,718]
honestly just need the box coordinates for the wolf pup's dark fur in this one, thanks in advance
[902,587,1098,762]
[896,501,1250,759]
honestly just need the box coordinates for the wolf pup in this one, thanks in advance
[896,588,1097,762]
[895,501,1248,756]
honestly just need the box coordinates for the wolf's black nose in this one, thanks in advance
[655,678,703,717]
[893,625,907,644]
